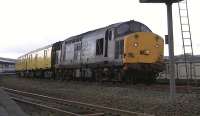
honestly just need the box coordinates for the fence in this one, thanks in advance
[158,61,200,80]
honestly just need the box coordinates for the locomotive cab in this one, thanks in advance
[113,21,164,83]
[114,21,164,65]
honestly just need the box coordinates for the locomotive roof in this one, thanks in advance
[18,41,64,58]
[63,20,149,42]
[80,20,147,35]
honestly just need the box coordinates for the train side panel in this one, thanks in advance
[82,31,106,64]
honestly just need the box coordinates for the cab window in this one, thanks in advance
[116,23,129,37]
[115,21,151,37]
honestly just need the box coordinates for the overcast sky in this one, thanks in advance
[0,0,199,59]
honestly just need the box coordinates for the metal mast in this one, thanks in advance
[139,0,184,102]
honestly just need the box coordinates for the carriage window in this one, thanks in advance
[25,55,28,63]
[28,55,32,62]
[44,50,47,58]
[96,38,104,55]
[74,43,81,51]
[35,54,38,60]
[74,43,82,60]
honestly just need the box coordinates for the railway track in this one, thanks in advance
[2,87,153,116]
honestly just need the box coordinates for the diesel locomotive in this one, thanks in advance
[16,20,164,83]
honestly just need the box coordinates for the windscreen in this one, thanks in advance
[115,21,151,37]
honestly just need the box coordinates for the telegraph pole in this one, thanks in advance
[139,0,183,102]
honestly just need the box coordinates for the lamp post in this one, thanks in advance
[139,0,183,102]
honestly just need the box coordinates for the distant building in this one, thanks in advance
[160,55,200,79]
[0,57,16,73]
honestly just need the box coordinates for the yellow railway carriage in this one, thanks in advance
[16,45,52,77]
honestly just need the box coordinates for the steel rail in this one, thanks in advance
[11,97,83,116]
[2,87,154,116]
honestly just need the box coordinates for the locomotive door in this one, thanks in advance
[105,29,112,57]
[55,50,61,64]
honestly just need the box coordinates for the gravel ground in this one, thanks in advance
[16,102,62,116]
[0,76,200,116]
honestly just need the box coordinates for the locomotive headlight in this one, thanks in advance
[155,44,159,48]
[140,50,151,55]
[144,50,151,55]
[133,42,139,47]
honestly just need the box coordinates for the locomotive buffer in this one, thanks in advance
[139,0,183,102]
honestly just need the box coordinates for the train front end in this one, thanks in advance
[122,32,164,83]
[123,32,164,66]
[115,21,164,83]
